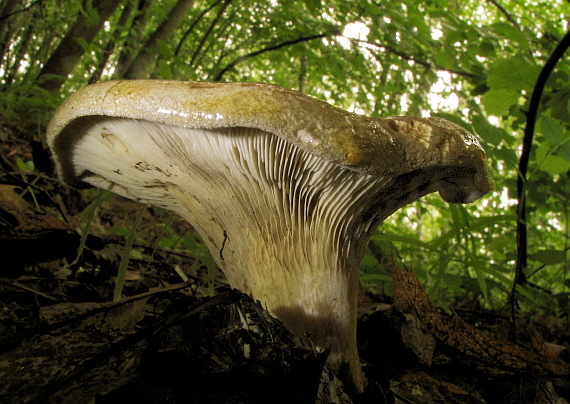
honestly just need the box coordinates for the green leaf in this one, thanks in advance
[158,60,173,80]
[546,89,570,122]
[432,112,471,131]
[75,37,91,53]
[514,284,536,303]
[432,50,455,68]
[469,214,516,230]
[527,182,549,204]
[494,147,519,168]
[305,0,322,15]
[535,143,570,175]
[540,116,570,160]
[541,116,564,143]
[472,115,507,145]
[531,249,566,265]
[490,22,530,50]
[446,28,467,44]
[482,89,520,116]
[408,13,430,37]
[360,273,393,282]
[156,39,172,60]
[487,57,539,93]
[157,235,183,250]
[483,266,513,287]
[360,254,378,269]
[114,206,146,302]
[82,1,101,27]
[371,233,436,252]
[474,267,489,301]
[16,158,34,172]
[540,155,570,175]
[476,40,495,57]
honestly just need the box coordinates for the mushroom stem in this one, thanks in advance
[72,119,397,389]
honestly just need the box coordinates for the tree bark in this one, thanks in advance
[188,0,231,67]
[1,19,31,89]
[35,0,121,92]
[0,0,24,70]
[124,0,195,79]
[89,0,137,83]
[114,0,153,78]
[174,0,222,57]
[21,22,58,87]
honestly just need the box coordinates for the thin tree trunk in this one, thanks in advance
[124,0,195,79]
[35,0,121,92]
[89,0,137,83]
[0,0,20,29]
[0,0,24,68]
[174,0,222,57]
[114,0,153,78]
[188,0,231,67]
[1,20,31,89]
[21,22,58,88]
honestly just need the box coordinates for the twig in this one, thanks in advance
[0,0,43,21]
[189,0,233,67]
[511,28,570,341]
[1,279,58,301]
[0,165,70,222]
[33,290,242,402]
[355,38,479,80]
[38,282,196,335]
[486,0,521,30]
[527,245,570,280]
[175,0,223,56]
[214,33,330,81]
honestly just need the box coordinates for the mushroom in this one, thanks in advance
[46,80,492,391]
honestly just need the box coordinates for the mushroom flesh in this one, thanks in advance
[47,80,492,391]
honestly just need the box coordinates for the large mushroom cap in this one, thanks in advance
[46,80,492,391]
[48,80,491,201]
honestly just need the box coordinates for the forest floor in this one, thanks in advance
[1,121,569,403]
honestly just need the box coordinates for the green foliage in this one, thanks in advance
[14,157,40,211]
[114,205,146,302]
[68,190,114,268]
[1,0,569,312]
[180,230,219,296]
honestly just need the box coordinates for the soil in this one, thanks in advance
[1,122,569,403]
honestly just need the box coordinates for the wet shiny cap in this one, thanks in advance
[47,80,492,203]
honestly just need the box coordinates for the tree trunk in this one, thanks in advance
[174,0,222,57]
[0,0,20,37]
[21,23,58,88]
[114,0,153,78]
[89,0,137,84]
[0,0,25,71]
[1,19,31,89]
[124,0,195,79]
[188,0,232,68]
[35,0,121,92]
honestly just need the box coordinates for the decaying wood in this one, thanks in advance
[0,184,80,268]
[392,266,569,377]
[0,287,349,403]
